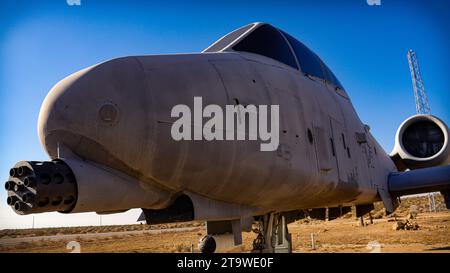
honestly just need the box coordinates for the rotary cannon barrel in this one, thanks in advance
[4,160,77,215]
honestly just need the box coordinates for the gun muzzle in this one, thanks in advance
[5,160,77,215]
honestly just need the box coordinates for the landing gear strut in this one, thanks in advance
[251,213,292,253]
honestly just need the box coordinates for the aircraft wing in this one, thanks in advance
[388,165,450,209]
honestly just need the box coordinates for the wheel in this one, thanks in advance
[198,235,216,253]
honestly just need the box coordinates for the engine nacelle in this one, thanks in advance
[391,114,450,171]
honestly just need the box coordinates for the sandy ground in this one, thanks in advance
[1,195,449,253]
[0,211,449,253]
[288,211,450,253]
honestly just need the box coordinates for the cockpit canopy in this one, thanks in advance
[204,23,344,91]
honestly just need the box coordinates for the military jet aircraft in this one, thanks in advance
[4,22,450,253]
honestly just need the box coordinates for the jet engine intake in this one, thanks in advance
[391,115,450,171]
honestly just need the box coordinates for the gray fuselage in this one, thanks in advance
[38,51,397,213]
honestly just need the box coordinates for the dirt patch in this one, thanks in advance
[1,195,449,253]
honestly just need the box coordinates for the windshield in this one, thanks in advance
[233,24,298,69]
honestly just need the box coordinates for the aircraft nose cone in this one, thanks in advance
[38,65,93,157]
[37,57,152,169]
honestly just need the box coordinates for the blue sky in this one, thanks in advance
[0,0,449,228]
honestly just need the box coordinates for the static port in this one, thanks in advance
[24,177,36,187]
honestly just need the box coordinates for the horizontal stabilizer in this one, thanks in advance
[388,165,450,196]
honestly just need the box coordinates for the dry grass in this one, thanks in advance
[0,221,205,239]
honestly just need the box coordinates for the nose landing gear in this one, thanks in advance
[252,213,292,253]
[197,213,292,253]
